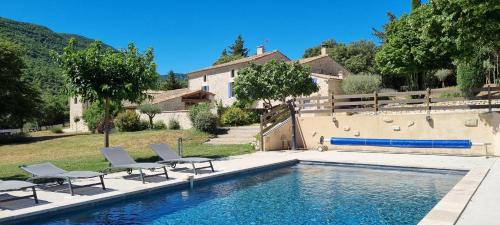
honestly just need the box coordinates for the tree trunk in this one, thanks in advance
[104,98,110,148]
[442,81,445,88]
[149,116,153,129]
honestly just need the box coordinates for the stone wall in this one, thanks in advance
[68,96,89,132]
[264,111,500,156]
[302,112,500,156]
[138,110,192,129]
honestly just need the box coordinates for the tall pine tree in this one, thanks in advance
[229,35,248,57]
[164,70,181,90]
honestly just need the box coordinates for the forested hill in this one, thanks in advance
[0,17,113,95]
[0,17,114,126]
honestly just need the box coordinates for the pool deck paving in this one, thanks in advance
[0,150,498,224]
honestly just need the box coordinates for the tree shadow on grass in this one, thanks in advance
[0,133,81,145]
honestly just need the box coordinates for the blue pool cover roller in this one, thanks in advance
[330,137,472,149]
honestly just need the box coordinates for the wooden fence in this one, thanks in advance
[296,86,500,115]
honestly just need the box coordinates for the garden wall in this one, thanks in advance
[138,110,192,129]
[265,111,500,156]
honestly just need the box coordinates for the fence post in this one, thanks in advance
[426,88,431,115]
[373,91,378,113]
[177,137,183,157]
[488,84,492,113]
[259,115,264,151]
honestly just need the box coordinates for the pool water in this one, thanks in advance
[33,163,465,225]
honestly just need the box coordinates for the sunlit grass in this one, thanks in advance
[0,129,254,180]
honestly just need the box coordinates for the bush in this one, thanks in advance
[247,111,261,124]
[189,103,211,122]
[457,58,485,96]
[220,107,250,126]
[168,119,180,130]
[82,101,121,133]
[114,111,141,132]
[140,120,150,131]
[193,111,217,133]
[153,121,167,130]
[50,127,63,134]
[341,73,382,94]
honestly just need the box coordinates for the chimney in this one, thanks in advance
[320,45,328,56]
[256,45,265,55]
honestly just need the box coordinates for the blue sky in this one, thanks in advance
[1,0,410,74]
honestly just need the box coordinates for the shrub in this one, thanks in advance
[220,107,250,126]
[341,73,382,94]
[114,111,141,132]
[82,101,121,133]
[153,120,167,130]
[457,58,485,96]
[189,103,211,122]
[168,119,180,130]
[140,120,150,131]
[193,111,217,133]
[50,127,63,134]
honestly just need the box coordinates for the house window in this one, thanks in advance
[230,70,235,78]
[202,85,209,92]
[228,82,234,97]
[203,75,207,82]
[74,97,78,104]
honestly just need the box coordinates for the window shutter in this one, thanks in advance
[228,82,232,97]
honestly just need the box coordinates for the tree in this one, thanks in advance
[434,69,453,88]
[341,73,382,94]
[411,0,421,11]
[229,35,248,57]
[213,35,248,65]
[55,39,158,147]
[0,38,42,128]
[139,104,162,129]
[303,40,378,74]
[163,70,182,90]
[234,60,318,108]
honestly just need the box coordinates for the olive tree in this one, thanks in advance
[341,73,382,94]
[233,60,318,108]
[55,39,158,147]
[139,104,161,129]
[434,69,453,88]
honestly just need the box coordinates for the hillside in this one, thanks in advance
[0,17,112,95]
[0,17,115,126]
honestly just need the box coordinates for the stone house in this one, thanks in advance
[186,46,350,108]
[69,88,213,131]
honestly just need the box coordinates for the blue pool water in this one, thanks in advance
[31,163,465,225]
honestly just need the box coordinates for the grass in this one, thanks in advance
[0,129,255,180]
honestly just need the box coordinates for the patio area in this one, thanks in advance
[0,150,498,225]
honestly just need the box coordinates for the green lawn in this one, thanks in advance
[0,130,254,180]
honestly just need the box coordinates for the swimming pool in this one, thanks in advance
[30,162,465,225]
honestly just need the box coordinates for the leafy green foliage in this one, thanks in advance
[456,57,485,96]
[139,104,162,129]
[213,35,248,65]
[220,107,251,126]
[54,39,158,146]
[162,70,183,90]
[189,103,217,133]
[82,101,121,133]
[234,60,318,107]
[303,40,378,74]
[153,120,167,130]
[167,119,180,130]
[0,17,114,127]
[114,111,141,132]
[188,103,212,122]
[341,73,382,94]
[50,127,63,134]
[193,111,217,134]
[0,38,43,128]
